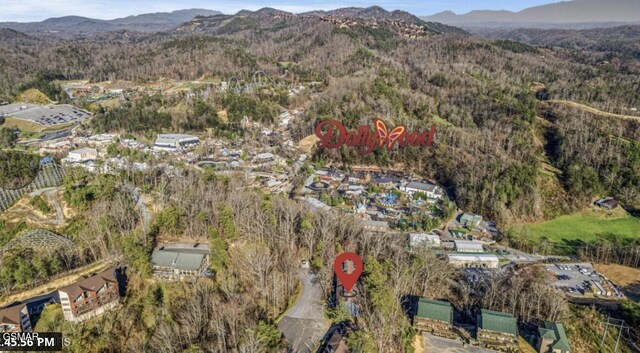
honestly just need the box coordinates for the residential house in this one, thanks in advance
[320,329,349,353]
[0,304,31,332]
[477,309,519,351]
[151,250,208,281]
[537,321,571,353]
[413,298,453,337]
[58,267,122,323]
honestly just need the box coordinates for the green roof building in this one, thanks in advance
[478,309,518,335]
[477,309,519,351]
[151,250,207,281]
[413,298,454,336]
[537,321,571,353]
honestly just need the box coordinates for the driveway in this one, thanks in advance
[278,269,330,353]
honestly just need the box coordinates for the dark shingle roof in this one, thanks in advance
[479,309,517,336]
[0,304,26,326]
[58,267,118,301]
[416,299,452,324]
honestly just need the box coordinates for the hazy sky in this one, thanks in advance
[0,0,564,22]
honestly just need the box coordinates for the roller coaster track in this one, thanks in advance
[0,228,77,255]
[227,70,298,93]
[0,158,65,212]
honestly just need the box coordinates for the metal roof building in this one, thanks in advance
[153,134,200,151]
[453,240,484,253]
[478,309,518,336]
[416,299,452,324]
[151,250,205,271]
[538,321,571,353]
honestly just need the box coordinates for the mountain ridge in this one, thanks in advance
[422,0,640,29]
[0,9,221,35]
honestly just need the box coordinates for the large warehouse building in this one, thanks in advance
[153,134,200,151]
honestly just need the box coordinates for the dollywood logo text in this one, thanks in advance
[315,119,436,156]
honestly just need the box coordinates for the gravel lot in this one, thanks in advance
[423,333,499,353]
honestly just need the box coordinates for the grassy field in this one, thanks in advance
[594,263,640,300]
[511,208,639,243]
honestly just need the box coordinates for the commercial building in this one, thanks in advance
[477,309,519,351]
[0,304,32,332]
[66,148,98,163]
[409,232,441,248]
[453,240,484,253]
[401,181,442,198]
[58,267,122,323]
[413,298,453,337]
[448,254,499,269]
[537,321,571,353]
[153,134,200,151]
[151,250,208,281]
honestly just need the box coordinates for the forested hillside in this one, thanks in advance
[1,8,639,223]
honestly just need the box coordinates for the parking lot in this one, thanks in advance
[545,263,624,298]
[0,103,90,127]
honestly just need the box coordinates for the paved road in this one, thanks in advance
[26,188,65,225]
[278,269,330,353]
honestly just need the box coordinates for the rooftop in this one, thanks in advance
[69,148,97,155]
[405,181,437,192]
[448,254,499,262]
[151,250,205,271]
[479,309,517,336]
[540,321,571,352]
[415,298,452,324]
[453,240,484,251]
[0,304,26,326]
[58,267,118,301]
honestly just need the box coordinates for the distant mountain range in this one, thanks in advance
[0,9,221,35]
[176,6,465,36]
[422,0,640,29]
[302,5,423,25]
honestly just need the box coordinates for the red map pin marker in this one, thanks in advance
[333,252,363,293]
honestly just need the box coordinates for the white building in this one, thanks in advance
[66,148,97,163]
[409,232,441,248]
[453,240,484,253]
[88,133,118,147]
[448,254,499,269]
[153,134,200,152]
[401,181,442,198]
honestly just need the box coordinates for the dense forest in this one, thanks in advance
[0,11,639,351]
[3,11,638,223]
